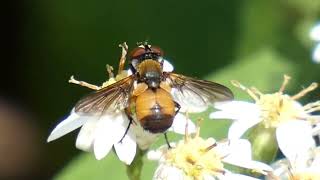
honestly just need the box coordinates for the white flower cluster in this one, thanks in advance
[46,43,319,179]
[209,75,320,180]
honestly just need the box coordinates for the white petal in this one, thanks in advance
[169,113,196,134]
[202,174,216,180]
[223,139,252,161]
[276,120,315,165]
[227,119,260,140]
[231,160,273,173]
[210,101,260,121]
[114,129,137,165]
[214,101,258,111]
[310,148,320,169]
[93,113,127,160]
[222,139,273,172]
[153,164,185,180]
[75,117,99,151]
[147,149,163,161]
[47,110,89,142]
[310,23,320,41]
[218,172,260,180]
[312,43,320,63]
[161,59,174,72]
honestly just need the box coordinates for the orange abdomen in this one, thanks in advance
[135,88,175,133]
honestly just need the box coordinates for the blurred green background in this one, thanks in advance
[2,0,320,179]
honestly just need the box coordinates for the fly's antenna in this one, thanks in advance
[137,40,151,51]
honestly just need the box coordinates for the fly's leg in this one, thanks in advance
[106,64,114,78]
[68,76,101,90]
[174,101,181,115]
[119,99,137,143]
[69,64,115,90]
[68,42,128,90]
[164,133,172,149]
[118,42,128,74]
[119,107,134,143]
[161,102,180,148]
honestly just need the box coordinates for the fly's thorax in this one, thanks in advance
[137,59,163,88]
[135,88,175,133]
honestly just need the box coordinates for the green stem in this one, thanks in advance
[126,148,146,180]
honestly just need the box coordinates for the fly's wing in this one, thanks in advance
[165,72,233,113]
[74,75,135,116]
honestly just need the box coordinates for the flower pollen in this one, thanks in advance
[231,75,319,128]
[164,124,224,179]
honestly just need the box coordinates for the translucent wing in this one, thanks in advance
[74,75,135,116]
[165,72,233,112]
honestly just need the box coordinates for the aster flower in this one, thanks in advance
[47,110,137,164]
[148,122,272,180]
[310,23,320,63]
[267,121,320,180]
[210,75,320,154]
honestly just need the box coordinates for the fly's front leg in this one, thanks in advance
[118,42,128,74]
[106,64,114,78]
[68,75,101,90]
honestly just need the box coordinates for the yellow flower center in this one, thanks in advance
[164,131,224,179]
[291,173,320,180]
[232,75,319,129]
[257,93,304,128]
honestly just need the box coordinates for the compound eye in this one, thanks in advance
[151,46,164,56]
[129,47,146,59]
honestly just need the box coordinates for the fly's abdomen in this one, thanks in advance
[135,88,175,133]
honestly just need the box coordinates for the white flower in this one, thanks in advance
[267,125,320,180]
[210,75,320,159]
[310,23,320,63]
[47,110,137,164]
[312,44,320,63]
[47,108,196,165]
[310,23,320,41]
[148,125,272,180]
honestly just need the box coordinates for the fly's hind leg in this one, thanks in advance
[174,101,181,115]
[163,102,181,149]
[164,133,172,149]
[119,105,137,143]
